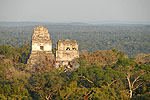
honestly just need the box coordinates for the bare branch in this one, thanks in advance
[46,95,50,100]
[79,76,94,83]
[107,80,117,87]
[133,82,144,91]
[131,76,140,88]
[126,74,131,90]
[84,90,93,100]
[45,89,58,100]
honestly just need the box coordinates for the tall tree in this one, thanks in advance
[114,58,150,98]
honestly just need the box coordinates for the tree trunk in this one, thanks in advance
[126,74,133,98]
[129,89,132,98]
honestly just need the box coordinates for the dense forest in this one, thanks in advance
[0,44,150,100]
[0,22,150,58]
[0,22,150,100]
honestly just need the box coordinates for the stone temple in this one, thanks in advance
[27,26,54,69]
[55,39,79,68]
[31,26,52,52]
[27,26,79,70]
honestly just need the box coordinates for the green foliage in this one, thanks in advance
[79,50,120,68]
[116,58,137,68]
[16,44,31,63]
[0,45,20,60]
[0,44,30,64]
[132,92,150,100]
[112,48,118,53]
[0,82,31,100]
[66,47,71,50]
[114,58,150,99]
[52,47,56,55]
[72,47,77,50]
[0,43,150,99]
[90,86,119,100]
[117,51,125,58]
[28,71,65,100]
[71,66,122,99]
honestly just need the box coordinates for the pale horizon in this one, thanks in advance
[0,0,150,23]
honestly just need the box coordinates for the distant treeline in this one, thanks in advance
[0,22,150,58]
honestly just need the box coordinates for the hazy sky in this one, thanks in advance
[0,0,150,22]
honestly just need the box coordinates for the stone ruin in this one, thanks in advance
[55,39,79,69]
[27,26,79,71]
[27,26,55,71]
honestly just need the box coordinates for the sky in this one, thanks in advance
[0,0,150,23]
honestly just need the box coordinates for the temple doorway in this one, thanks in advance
[40,46,44,50]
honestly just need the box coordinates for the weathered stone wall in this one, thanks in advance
[32,41,52,51]
[27,51,54,70]
[31,26,52,52]
[55,39,79,68]
[27,26,54,70]
[56,51,79,61]
[56,39,78,51]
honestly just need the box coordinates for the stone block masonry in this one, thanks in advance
[55,39,79,68]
